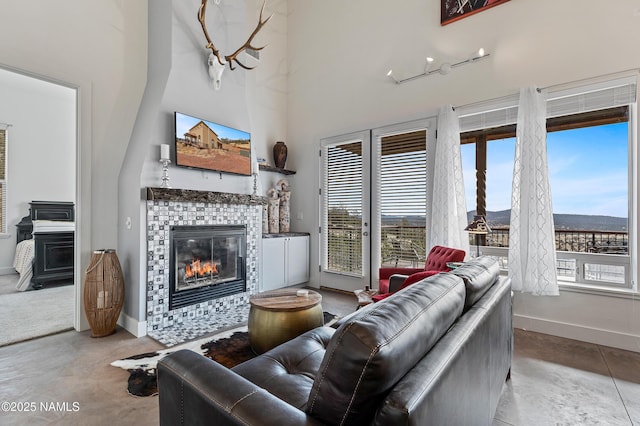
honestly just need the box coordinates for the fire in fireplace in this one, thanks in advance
[184,258,218,283]
[169,225,246,310]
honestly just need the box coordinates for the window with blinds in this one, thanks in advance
[378,131,427,268]
[0,127,6,234]
[322,141,363,275]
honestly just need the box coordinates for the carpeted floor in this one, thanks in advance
[0,274,74,347]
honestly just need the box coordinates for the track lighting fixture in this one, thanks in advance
[386,48,489,85]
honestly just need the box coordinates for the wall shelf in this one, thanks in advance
[259,164,296,175]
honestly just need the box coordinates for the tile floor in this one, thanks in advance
[0,287,638,425]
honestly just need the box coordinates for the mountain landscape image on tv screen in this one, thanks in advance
[175,112,251,176]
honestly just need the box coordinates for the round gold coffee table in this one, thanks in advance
[248,288,323,354]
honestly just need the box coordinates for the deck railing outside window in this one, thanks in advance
[326,224,630,287]
[487,227,628,254]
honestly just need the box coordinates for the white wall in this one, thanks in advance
[0,0,148,330]
[0,69,76,274]
[142,0,287,193]
[118,0,288,335]
[287,0,640,351]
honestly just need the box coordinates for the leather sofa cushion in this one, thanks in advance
[451,256,500,311]
[306,273,465,425]
[232,326,334,410]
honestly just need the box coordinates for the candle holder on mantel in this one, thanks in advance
[159,143,172,188]
[252,160,260,196]
[160,159,171,188]
[252,173,258,196]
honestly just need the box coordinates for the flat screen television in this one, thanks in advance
[174,111,251,176]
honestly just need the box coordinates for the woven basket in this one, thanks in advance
[84,249,124,337]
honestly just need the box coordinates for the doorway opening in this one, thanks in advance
[0,66,78,347]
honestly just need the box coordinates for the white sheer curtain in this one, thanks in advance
[508,87,559,295]
[427,105,470,256]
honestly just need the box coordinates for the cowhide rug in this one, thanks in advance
[111,312,338,397]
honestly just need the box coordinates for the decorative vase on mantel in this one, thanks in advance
[273,141,288,169]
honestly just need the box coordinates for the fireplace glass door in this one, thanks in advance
[169,225,246,309]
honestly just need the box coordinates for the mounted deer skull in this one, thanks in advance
[198,0,272,90]
[208,53,225,90]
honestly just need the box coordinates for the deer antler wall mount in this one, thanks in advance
[198,0,272,90]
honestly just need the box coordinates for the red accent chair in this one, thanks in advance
[373,245,466,302]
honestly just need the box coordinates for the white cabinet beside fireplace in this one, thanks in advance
[261,234,309,291]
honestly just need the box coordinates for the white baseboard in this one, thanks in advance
[118,313,147,338]
[514,314,640,353]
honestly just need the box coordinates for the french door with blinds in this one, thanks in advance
[320,119,434,292]
[320,131,371,291]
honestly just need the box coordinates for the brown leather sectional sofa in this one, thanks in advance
[158,256,512,425]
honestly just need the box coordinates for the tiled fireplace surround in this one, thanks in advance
[145,187,265,346]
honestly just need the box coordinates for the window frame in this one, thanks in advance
[459,79,637,291]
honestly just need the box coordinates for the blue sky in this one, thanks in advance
[175,112,250,141]
[461,122,629,218]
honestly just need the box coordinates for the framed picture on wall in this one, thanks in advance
[441,0,510,26]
